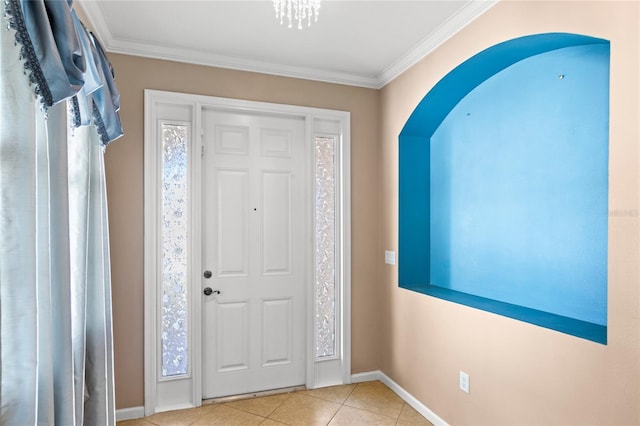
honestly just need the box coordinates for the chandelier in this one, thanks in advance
[273,0,321,29]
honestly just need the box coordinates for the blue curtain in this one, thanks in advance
[1,1,123,424]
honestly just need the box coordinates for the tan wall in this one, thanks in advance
[105,56,381,408]
[379,1,639,425]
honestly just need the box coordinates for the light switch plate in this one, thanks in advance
[384,250,396,265]
[459,371,470,393]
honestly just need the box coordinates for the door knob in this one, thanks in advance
[203,287,220,296]
[203,270,213,279]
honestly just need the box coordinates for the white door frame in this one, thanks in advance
[143,89,351,415]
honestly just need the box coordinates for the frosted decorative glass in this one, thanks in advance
[315,137,336,358]
[161,124,189,377]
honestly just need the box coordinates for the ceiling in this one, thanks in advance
[78,0,496,89]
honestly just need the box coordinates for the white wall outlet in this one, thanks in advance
[459,371,470,393]
[384,250,396,265]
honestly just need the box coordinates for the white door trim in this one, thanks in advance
[143,89,351,415]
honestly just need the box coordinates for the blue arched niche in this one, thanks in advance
[399,33,610,344]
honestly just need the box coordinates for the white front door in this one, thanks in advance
[201,109,307,398]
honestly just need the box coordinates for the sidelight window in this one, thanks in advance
[314,136,338,359]
[160,122,190,377]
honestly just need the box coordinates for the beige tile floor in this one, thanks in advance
[118,381,434,426]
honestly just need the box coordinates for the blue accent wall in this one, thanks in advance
[398,33,610,344]
[399,135,430,286]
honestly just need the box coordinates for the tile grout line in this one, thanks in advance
[260,391,293,421]
[322,381,359,425]
[395,402,407,426]
[342,382,411,425]
[263,391,294,426]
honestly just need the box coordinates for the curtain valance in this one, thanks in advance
[5,0,123,145]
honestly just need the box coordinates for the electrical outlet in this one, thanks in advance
[459,371,470,393]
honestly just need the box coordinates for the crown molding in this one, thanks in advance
[108,38,381,88]
[75,0,114,42]
[377,0,498,87]
[76,0,496,90]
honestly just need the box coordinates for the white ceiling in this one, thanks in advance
[78,0,496,89]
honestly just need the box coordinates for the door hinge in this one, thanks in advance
[201,129,205,157]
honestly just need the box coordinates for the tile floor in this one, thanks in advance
[117,381,434,426]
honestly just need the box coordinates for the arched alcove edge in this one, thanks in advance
[398,32,610,344]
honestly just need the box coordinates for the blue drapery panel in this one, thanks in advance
[1,1,122,424]
[4,0,123,145]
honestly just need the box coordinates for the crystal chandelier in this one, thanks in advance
[273,0,321,29]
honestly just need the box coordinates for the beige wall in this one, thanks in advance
[379,1,639,425]
[105,56,381,408]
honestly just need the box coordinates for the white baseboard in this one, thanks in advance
[116,406,145,421]
[351,370,384,383]
[351,370,449,426]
